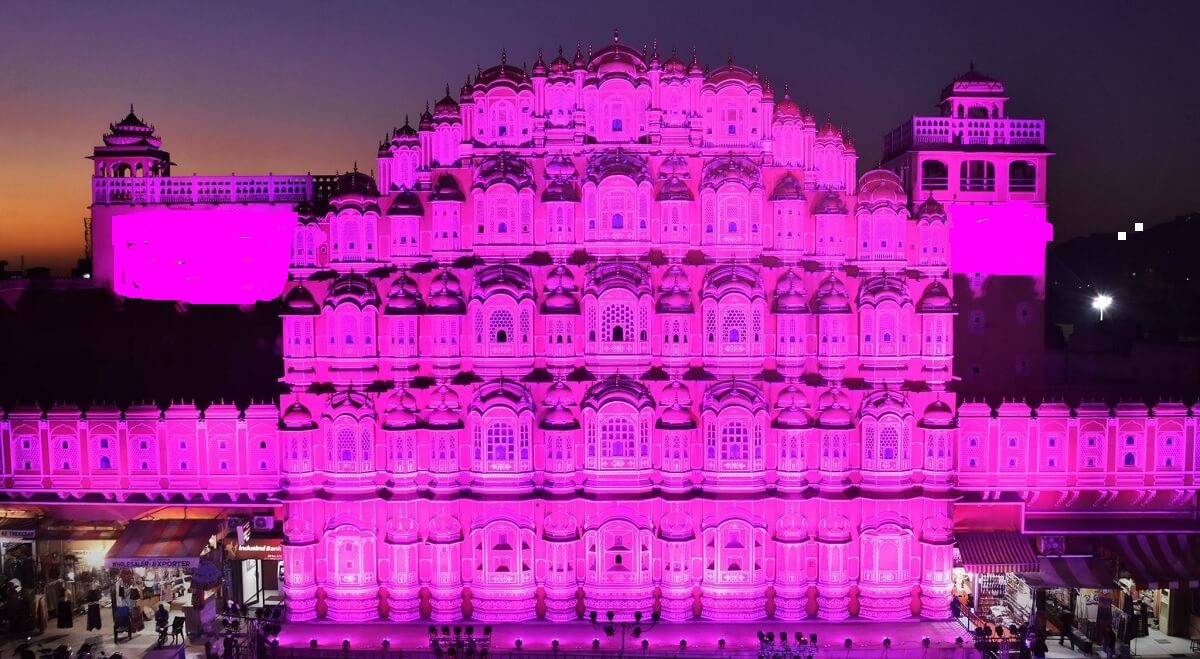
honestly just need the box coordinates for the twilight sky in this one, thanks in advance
[2,0,1198,272]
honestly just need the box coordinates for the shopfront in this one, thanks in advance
[954,531,1041,630]
[1106,533,1200,641]
[231,535,283,609]
[105,518,225,636]
[0,516,38,586]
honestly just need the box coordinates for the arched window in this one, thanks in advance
[601,303,633,343]
[600,417,636,458]
[1124,452,1136,467]
[721,422,748,460]
[1009,161,1037,192]
[489,309,514,345]
[99,456,112,469]
[921,161,948,191]
[486,422,515,462]
[612,213,624,229]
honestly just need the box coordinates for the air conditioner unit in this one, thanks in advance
[252,515,276,531]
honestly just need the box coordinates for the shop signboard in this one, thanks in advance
[105,557,201,569]
[233,538,283,562]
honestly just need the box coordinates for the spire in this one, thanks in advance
[783,82,790,98]
[445,83,450,97]
[651,39,659,60]
[500,49,507,67]
[969,60,975,72]
[129,103,135,115]
[558,44,563,58]
[613,27,620,44]
[352,161,358,173]
[728,52,734,68]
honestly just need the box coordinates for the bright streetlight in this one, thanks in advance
[1092,294,1113,321]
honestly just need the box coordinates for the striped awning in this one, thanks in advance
[956,532,1039,573]
[1022,556,1116,589]
[105,519,221,569]
[1108,534,1200,590]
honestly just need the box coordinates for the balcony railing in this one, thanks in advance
[884,116,1045,159]
[92,175,313,204]
[960,177,995,192]
[1009,177,1037,192]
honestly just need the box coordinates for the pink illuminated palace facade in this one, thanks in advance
[4,37,1199,632]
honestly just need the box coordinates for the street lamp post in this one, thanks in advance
[1092,294,1113,321]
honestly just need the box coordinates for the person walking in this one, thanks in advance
[1059,609,1074,648]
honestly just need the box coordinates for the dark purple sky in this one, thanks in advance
[2,0,1198,271]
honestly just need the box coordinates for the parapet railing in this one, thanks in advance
[883,117,1045,159]
[92,175,313,204]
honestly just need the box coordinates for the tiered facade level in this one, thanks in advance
[4,37,1195,626]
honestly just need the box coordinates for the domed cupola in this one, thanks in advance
[418,104,434,130]
[531,49,548,76]
[387,189,424,216]
[773,268,809,313]
[705,57,758,88]
[857,274,912,307]
[542,178,579,202]
[917,281,953,313]
[816,190,847,214]
[701,264,765,301]
[701,155,762,191]
[588,29,648,77]
[474,151,535,190]
[545,152,578,179]
[548,46,571,76]
[325,273,380,308]
[385,271,426,315]
[773,383,813,429]
[332,168,380,201]
[425,383,463,429]
[817,116,842,141]
[541,264,580,314]
[280,401,317,430]
[394,117,418,141]
[430,173,465,202]
[102,105,164,149]
[543,510,580,541]
[658,509,696,541]
[812,273,851,313]
[659,153,691,179]
[657,263,694,313]
[427,268,466,314]
[687,48,704,75]
[382,386,421,431]
[915,195,947,222]
[816,402,853,429]
[857,170,907,209]
[860,388,912,420]
[433,84,460,120]
[920,400,955,428]
[770,173,805,201]
[657,380,696,429]
[657,176,693,202]
[543,153,579,202]
[473,263,535,301]
[572,42,587,70]
[282,284,319,315]
[540,380,579,430]
[476,50,534,91]
[661,47,687,77]
[774,87,802,120]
